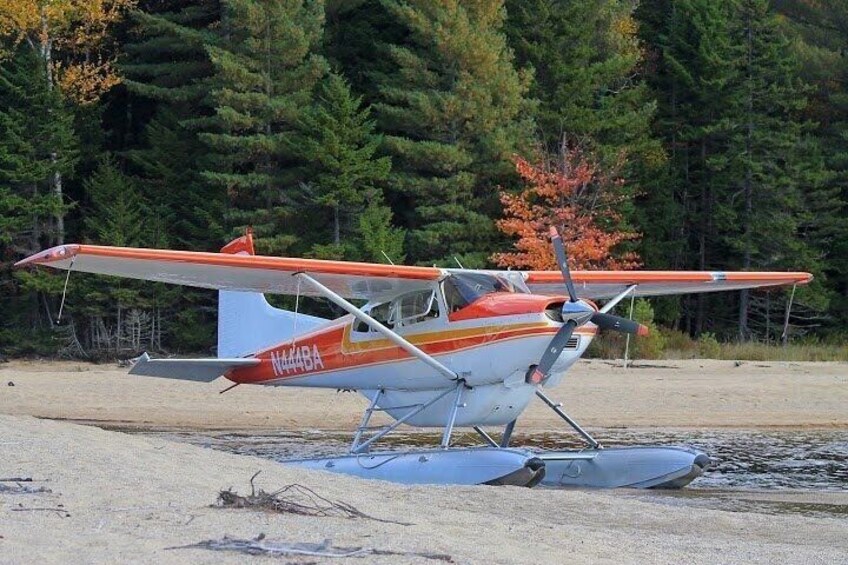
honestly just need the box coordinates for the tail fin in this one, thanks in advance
[217,229,327,358]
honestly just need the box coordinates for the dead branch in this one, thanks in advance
[167,535,453,562]
[215,471,412,526]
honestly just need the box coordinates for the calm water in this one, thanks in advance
[143,427,848,492]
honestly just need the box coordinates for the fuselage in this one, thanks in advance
[227,279,597,427]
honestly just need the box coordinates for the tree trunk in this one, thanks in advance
[333,204,340,245]
[696,141,707,336]
[40,11,64,245]
[738,8,754,342]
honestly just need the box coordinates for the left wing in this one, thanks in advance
[519,270,812,299]
[15,244,441,300]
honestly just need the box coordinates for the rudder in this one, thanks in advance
[217,230,327,358]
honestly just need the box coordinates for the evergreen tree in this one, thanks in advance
[0,48,77,352]
[0,49,76,255]
[373,0,534,266]
[121,0,225,249]
[638,0,828,338]
[774,0,848,332]
[637,0,740,332]
[358,202,406,264]
[505,0,659,164]
[295,73,392,258]
[200,0,328,255]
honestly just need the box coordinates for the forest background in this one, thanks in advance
[0,0,846,359]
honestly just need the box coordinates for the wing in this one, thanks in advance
[520,270,813,299]
[15,244,442,300]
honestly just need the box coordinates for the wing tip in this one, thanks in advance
[14,244,80,268]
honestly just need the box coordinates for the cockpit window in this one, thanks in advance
[442,272,528,313]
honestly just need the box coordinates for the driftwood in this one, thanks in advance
[216,471,411,526]
[168,534,453,562]
[0,483,51,494]
[0,477,51,494]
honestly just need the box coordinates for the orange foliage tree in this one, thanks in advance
[0,0,134,104]
[492,146,640,270]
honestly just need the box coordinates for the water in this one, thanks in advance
[142,427,848,492]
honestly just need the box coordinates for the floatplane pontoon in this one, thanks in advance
[17,228,809,488]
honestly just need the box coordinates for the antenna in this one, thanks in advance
[453,256,465,269]
[380,250,395,265]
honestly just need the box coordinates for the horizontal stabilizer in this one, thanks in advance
[129,353,259,382]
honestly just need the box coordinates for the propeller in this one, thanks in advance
[526,228,648,384]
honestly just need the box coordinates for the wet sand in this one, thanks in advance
[1,359,847,563]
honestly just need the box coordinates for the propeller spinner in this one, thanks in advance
[526,228,648,385]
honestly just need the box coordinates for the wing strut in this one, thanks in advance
[295,273,458,382]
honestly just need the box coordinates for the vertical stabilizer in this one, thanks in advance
[217,230,327,358]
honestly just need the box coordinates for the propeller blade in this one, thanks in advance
[549,227,578,303]
[591,312,649,336]
[526,320,577,384]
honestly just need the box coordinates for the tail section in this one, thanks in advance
[217,230,327,358]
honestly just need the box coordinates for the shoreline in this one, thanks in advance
[2,358,845,432]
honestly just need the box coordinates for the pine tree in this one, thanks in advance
[358,202,406,264]
[294,73,391,257]
[637,0,741,332]
[0,48,77,338]
[373,0,534,267]
[774,0,848,333]
[0,49,76,255]
[505,0,659,164]
[121,0,225,249]
[200,0,328,255]
[637,0,828,338]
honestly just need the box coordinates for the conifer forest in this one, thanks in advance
[1,0,846,357]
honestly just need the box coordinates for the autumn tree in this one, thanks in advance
[493,145,639,270]
[0,0,134,245]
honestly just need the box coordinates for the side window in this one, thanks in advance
[390,289,439,327]
[355,301,392,333]
[354,290,440,333]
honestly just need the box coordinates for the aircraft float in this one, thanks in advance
[16,228,811,488]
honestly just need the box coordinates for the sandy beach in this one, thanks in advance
[1,359,846,431]
[1,359,847,564]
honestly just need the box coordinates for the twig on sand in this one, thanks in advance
[11,504,70,517]
[167,534,453,562]
[215,471,411,526]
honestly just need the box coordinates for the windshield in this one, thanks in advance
[443,272,527,312]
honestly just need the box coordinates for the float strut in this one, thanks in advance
[352,387,455,454]
[500,419,517,448]
[535,390,601,449]
[440,381,466,448]
[350,389,382,453]
[473,426,498,448]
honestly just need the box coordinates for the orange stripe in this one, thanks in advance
[233,325,588,384]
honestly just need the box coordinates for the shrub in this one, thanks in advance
[698,332,721,358]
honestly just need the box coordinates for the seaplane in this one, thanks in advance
[15,228,811,488]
